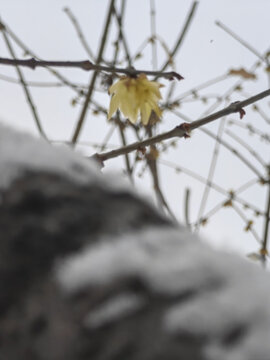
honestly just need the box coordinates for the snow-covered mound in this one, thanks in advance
[0,124,99,188]
[0,124,269,360]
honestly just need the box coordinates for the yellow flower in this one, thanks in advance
[108,74,163,125]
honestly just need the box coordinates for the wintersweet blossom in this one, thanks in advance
[107,74,163,125]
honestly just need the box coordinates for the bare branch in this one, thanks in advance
[0,18,85,92]
[158,1,199,75]
[159,159,264,216]
[184,188,191,229]
[225,129,266,167]
[116,117,134,184]
[112,1,132,67]
[1,30,47,139]
[96,88,270,162]
[71,0,116,145]
[216,21,266,62]
[0,56,183,81]
[261,168,270,265]
[150,0,158,70]
[146,147,177,220]
[63,7,95,61]
[195,118,226,230]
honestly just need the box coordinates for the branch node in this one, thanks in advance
[81,60,93,71]
[90,153,104,169]
[29,58,37,70]
[230,101,246,119]
[178,122,191,138]
[169,71,184,81]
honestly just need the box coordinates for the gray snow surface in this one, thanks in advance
[57,227,270,360]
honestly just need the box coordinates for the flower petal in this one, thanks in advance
[108,74,163,125]
[140,102,152,125]
[107,94,119,119]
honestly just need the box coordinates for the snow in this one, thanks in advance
[0,123,141,195]
[0,123,100,189]
[2,122,270,358]
[57,226,270,360]
[57,227,242,295]
[84,293,145,329]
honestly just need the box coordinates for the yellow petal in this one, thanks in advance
[139,77,162,99]
[107,74,163,125]
[120,95,138,123]
[107,94,119,119]
[140,102,152,125]
[119,86,135,113]
[109,77,127,94]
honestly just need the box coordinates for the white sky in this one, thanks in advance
[0,0,270,256]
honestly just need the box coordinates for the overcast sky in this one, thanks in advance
[0,0,270,257]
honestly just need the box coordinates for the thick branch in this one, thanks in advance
[0,57,183,81]
[96,88,270,162]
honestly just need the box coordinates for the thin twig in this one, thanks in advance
[175,103,264,184]
[116,118,134,184]
[232,204,262,244]
[144,0,167,219]
[147,151,177,220]
[0,73,68,87]
[201,127,264,180]
[195,117,226,231]
[228,119,270,143]
[71,0,116,145]
[63,7,95,60]
[1,29,47,139]
[184,188,191,229]
[235,178,259,195]
[172,73,228,103]
[216,21,266,62]
[0,18,85,92]
[159,158,228,195]
[162,1,198,104]
[261,167,270,265]
[143,1,172,219]
[130,38,149,62]
[225,129,266,167]
[150,0,157,70]
[112,1,132,67]
[193,197,262,245]
[194,202,224,228]
[187,60,262,120]
[109,1,135,184]
[52,139,117,149]
[157,1,199,75]
[98,124,117,152]
[252,104,270,125]
[159,159,263,216]
[171,93,269,180]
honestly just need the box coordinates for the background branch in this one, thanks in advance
[71,0,115,145]
[1,27,47,139]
